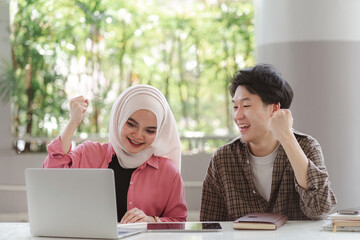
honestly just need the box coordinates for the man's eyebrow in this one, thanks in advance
[232,97,251,102]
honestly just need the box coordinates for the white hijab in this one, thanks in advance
[109,84,181,171]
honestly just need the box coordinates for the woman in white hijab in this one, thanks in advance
[44,85,187,223]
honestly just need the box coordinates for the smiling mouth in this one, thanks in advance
[127,137,144,147]
[238,124,250,130]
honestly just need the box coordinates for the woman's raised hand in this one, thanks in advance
[69,96,89,126]
[60,96,89,153]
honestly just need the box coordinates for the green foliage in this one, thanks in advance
[0,62,16,103]
[6,0,254,149]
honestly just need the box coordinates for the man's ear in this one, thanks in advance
[272,102,280,112]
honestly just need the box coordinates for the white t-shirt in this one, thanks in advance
[249,145,280,202]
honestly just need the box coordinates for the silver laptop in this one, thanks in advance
[25,168,145,239]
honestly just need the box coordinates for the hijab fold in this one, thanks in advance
[109,85,181,171]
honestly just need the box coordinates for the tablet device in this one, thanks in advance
[147,222,222,232]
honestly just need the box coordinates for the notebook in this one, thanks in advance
[233,213,287,230]
[25,168,145,239]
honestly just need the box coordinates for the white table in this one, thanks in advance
[0,221,358,240]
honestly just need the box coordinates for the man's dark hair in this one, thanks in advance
[229,64,294,109]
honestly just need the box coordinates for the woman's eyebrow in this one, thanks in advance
[128,117,157,129]
[128,118,138,124]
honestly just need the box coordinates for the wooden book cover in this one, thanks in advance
[332,219,360,227]
[233,213,287,230]
[330,212,360,221]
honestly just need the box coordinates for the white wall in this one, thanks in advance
[0,0,11,147]
[254,0,360,209]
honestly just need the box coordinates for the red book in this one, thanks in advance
[233,213,288,230]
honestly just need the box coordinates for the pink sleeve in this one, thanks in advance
[43,136,111,168]
[43,136,75,168]
[159,171,188,222]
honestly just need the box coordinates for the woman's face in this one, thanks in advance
[121,109,157,154]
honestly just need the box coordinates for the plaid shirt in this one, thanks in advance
[200,130,337,221]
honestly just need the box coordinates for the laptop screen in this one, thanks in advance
[25,168,121,239]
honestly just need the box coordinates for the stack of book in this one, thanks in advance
[329,212,360,232]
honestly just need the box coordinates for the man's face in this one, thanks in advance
[232,86,275,144]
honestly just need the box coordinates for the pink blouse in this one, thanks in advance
[43,136,187,222]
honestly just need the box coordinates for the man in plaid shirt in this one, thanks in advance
[200,64,336,221]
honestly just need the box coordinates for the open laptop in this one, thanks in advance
[25,168,145,239]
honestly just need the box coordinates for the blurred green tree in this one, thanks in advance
[3,0,254,152]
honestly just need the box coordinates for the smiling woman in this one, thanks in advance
[43,84,187,224]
